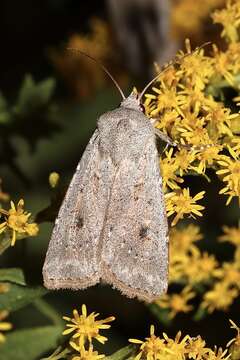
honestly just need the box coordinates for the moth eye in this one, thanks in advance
[140,104,145,113]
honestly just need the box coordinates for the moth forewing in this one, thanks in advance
[96,97,169,302]
[43,129,112,289]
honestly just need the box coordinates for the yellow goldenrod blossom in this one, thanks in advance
[162,331,190,360]
[217,149,240,205]
[208,346,231,360]
[165,189,205,226]
[156,286,195,318]
[0,199,39,246]
[213,262,240,288]
[49,172,60,188]
[129,325,174,360]
[171,0,225,38]
[185,336,209,359]
[191,145,222,174]
[70,344,105,360]
[0,310,12,343]
[219,225,240,246]
[160,148,184,191]
[227,319,240,359]
[63,304,115,350]
[201,281,238,313]
[170,224,202,253]
[183,252,218,284]
[173,148,196,176]
[212,0,240,43]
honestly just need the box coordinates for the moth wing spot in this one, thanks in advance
[139,226,149,238]
[77,217,84,229]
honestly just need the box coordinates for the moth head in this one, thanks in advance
[120,92,144,112]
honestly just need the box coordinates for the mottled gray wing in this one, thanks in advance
[43,129,113,290]
[100,137,168,302]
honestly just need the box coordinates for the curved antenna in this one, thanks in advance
[67,48,126,100]
[139,42,211,102]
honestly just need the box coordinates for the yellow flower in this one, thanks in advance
[217,148,240,205]
[165,188,205,226]
[201,281,238,313]
[0,310,12,343]
[211,44,235,86]
[148,84,184,117]
[0,199,39,246]
[191,145,222,174]
[183,252,218,284]
[176,39,214,90]
[219,225,240,246]
[162,331,190,360]
[63,304,115,349]
[212,1,240,42]
[213,262,240,288]
[173,148,196,176]
[49,172,60,188]
[160,148,184,191]
[208,347,231,360]
[170,225,202,254]
[70,344,105,360]
[129,325,173,360]
[185,336,210,360]
[171,0,225,37]
[205,100,237,138]
[156,286,195,318]
[177,120,211,147]
[227,319,240,359]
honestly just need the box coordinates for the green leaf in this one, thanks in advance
[0,268,26,285]
[107,345,135,360]
[14,75,56,115]
[0,284,48,312]
[0,326,62,360]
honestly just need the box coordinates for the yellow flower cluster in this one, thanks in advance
[49,305,239,360]
[155,223,240,317]
[129,321,239,360]
[171,0,225,39]
[62,304,115,359]
[0,199,39,247]
[142,0,240,223]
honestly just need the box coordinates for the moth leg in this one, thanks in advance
[154,127,177,147]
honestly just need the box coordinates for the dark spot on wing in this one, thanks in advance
[139,226,148,238]
[77,217,84,229]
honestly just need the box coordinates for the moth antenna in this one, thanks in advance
[67,48,126,100]
[139,42,211,102]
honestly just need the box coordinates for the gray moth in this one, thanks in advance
[43,93,170,302]
[42,52,188,303]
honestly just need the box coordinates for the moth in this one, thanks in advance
[43,50,200,302]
